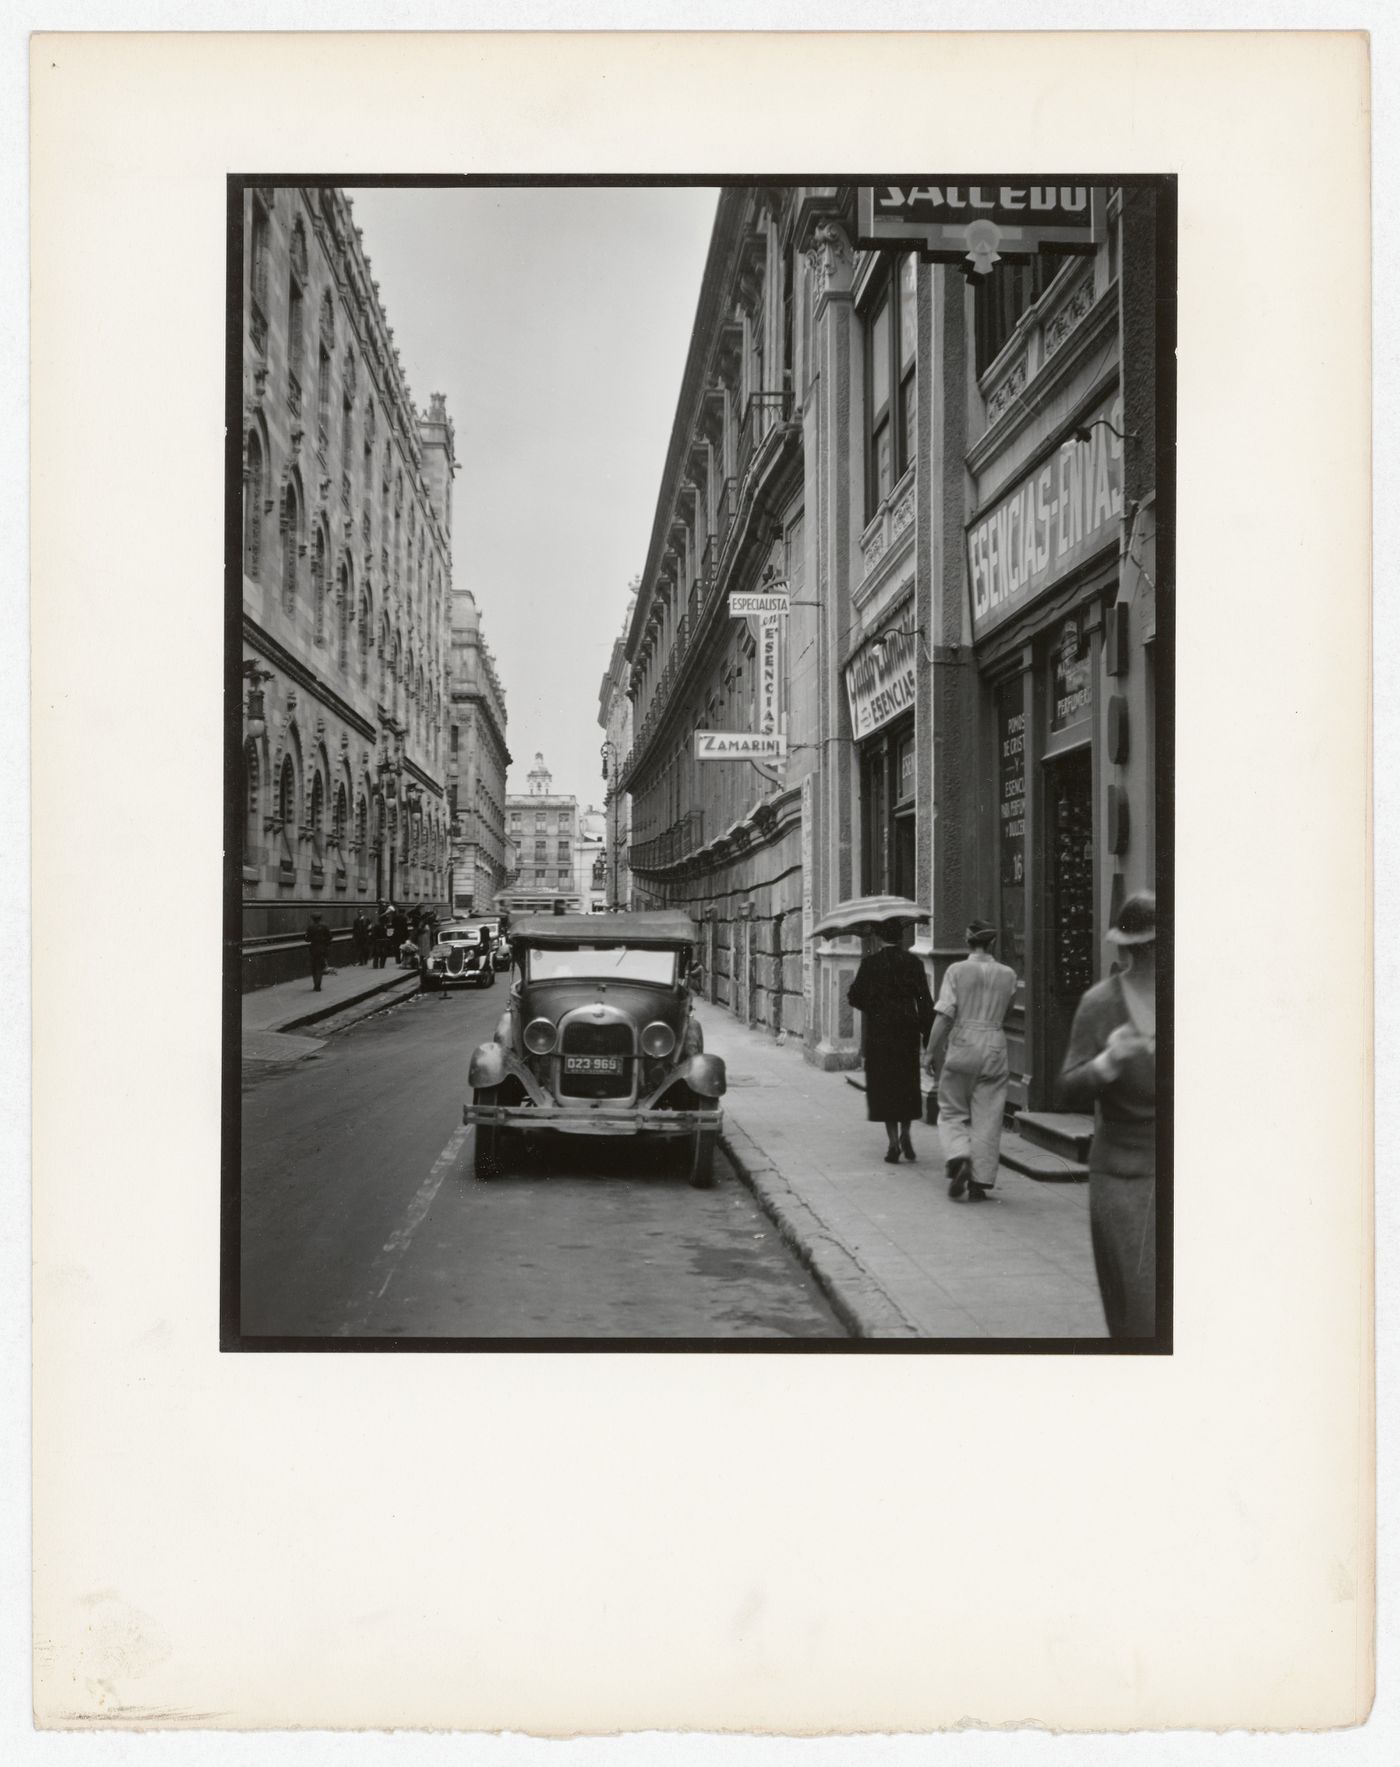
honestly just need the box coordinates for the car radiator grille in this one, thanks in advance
[557,1022,633,1099]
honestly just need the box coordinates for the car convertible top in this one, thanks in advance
[508,911,699,947]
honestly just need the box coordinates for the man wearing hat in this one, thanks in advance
[924,919,1019,1200]
[1058,889,1157,1337]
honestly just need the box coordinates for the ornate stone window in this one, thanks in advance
[243,428,265,579]
[243,739,261,866]
[280,477,302,617]
[359,588,372,685]
[287,223,307,409]
[248,197,270,356]
[312,526,327,644]
[278,753,297,830]
[337,557,351,672]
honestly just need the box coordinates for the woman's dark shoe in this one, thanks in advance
[966,1180,990,1202]
[884,1145,901,1164]
[946,1158,969,1198]
[899,1131,916,1160]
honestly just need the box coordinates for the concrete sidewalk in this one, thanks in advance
[241,960,418,1059]
[694,1002,1107,1340]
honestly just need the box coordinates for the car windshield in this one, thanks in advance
[439,929,479,944]
[526,945,677,985]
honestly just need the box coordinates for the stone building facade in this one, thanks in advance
[239,185,457,987]
[611,183,1168,1100]
[597,591,636,909]
[447,587,511,916]
[499,755,581,915]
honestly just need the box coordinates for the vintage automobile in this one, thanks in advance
[462,911,725,1186]
[420,919,498,992]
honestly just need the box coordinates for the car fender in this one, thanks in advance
[467,1042,509,1089]
[681,1053,727,1098]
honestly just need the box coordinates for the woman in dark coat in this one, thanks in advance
[847,922,936,1163]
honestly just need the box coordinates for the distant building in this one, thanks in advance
[597,589,635,908]
[447,587,511,915]
[239,184,455,988]
[573,806,608,912]
[499,753,580,914]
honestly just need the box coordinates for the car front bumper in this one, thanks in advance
[462,1101,722,1138]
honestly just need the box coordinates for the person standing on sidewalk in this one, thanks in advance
[352,911,371,966]
[846,922,936,1165]
[924,919,1017,1201]
[304,911,333,992]
[1057,890,1157,1338]
[370,907,390,969]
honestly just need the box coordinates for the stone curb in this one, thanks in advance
[718,1117,923,1340]
[269,972,419,1035]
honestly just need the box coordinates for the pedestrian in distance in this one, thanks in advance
[370,908,390,969]
[846,921,936,1164]
[924,919,1018,1201]
[304,911,333,992]
[1057,890,1158,1339]
[352,911,371,966]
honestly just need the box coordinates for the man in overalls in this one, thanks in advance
[925,919,1018,1201]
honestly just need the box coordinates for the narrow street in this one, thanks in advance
[240,984,845,1339]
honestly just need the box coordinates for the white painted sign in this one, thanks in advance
[731,592,790,617]
[758,616,781,736]
[695,731,787,761]
[845,625,918,740]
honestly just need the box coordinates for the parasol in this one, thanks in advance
[811,895,931,939]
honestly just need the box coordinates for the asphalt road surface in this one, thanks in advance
[239,980,845,1340]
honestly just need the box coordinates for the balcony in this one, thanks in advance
[735,391,793,491]
[629,810,705,874]
[714,478,735,554]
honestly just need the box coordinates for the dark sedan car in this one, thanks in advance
[461,911,725,1186]
[420,920,498,992]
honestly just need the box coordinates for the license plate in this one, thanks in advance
[564,1055,622,1075]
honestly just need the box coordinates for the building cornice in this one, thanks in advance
[243,614,378,742]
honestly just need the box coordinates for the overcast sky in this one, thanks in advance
[346,184,719,813]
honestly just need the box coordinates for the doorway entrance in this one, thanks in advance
[1042,745,1094,1084]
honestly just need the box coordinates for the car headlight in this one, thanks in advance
[640,1021,677,1059]
[523,1017,557,1055]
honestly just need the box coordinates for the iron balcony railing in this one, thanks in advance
[735,390,793,492]
[629,810,705,874]
[714,478,735,554]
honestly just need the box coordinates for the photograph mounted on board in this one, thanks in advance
[227,177,1174,1351]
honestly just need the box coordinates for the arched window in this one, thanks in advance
[312,527,326,644]
[359,589,372,685]
[288,220,307,396]
[334,782,348,846]
[280,480,301,617]
[337,558,350,671]
[243,739,261,865]
[278,753,296,829]
[310,771,325,843]
[355,792,367,851]
[249,200,269,353]
[243,429,264,579]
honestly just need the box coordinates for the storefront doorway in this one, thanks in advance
[1042,744,1094,1079]
[859,716,916,898]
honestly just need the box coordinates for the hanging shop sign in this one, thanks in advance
[966,393,1124,643]
[845,625,917,741]
[695,731,787,762]
[857,185,1105,273]
[730,591,790,617]
[758,615,781,736]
